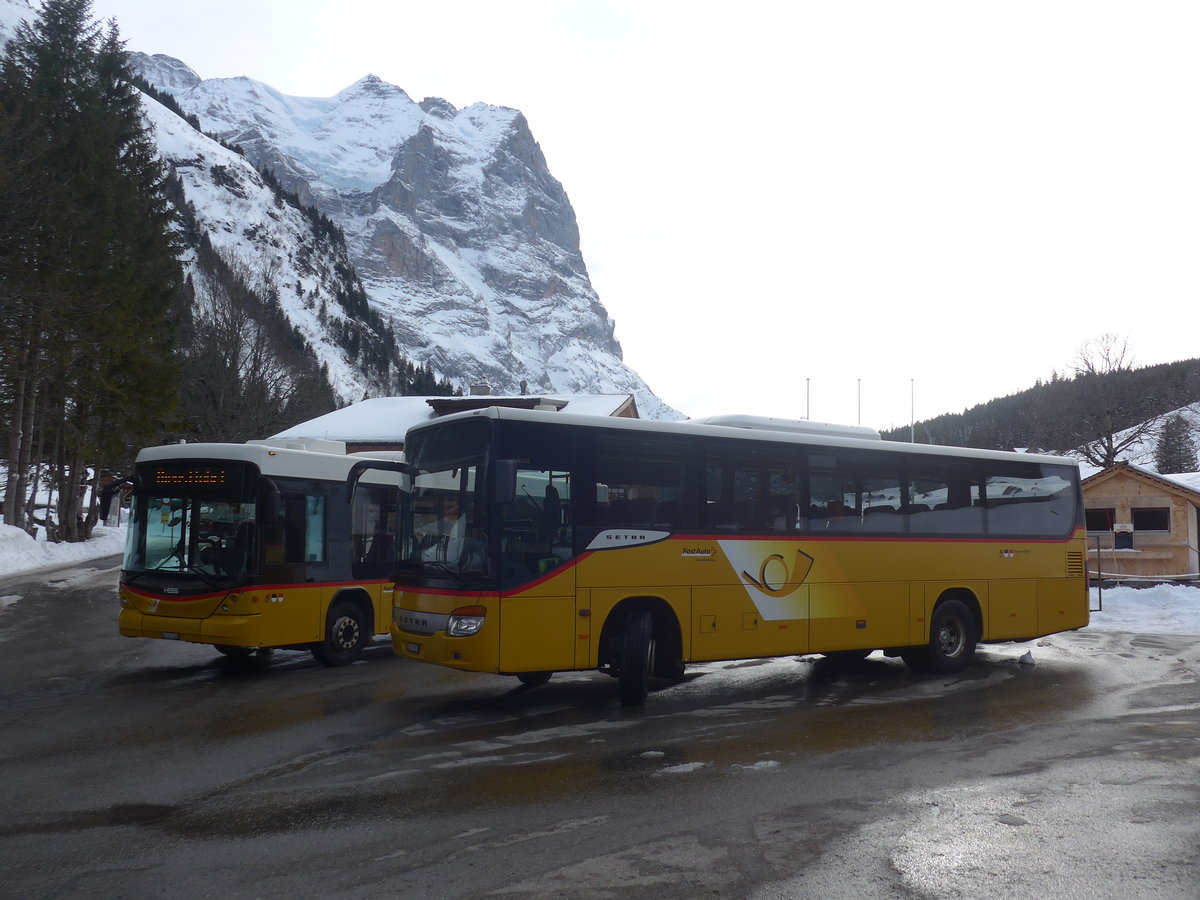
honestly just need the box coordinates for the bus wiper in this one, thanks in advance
[126,563,219,589]
[423,561,468,587]
[182,565,219,589]
[151,547,187,571]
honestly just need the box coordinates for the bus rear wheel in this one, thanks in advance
[618,610,655,706]
[903,599,977,674]
[312,600,368,667]
[517,671,552,687]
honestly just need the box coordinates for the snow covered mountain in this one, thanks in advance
[127,52,679,418]
[0,0,679,419]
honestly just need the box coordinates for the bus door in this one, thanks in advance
[261,480,331,644]
[498,464,577,673]
[694,443,810,660]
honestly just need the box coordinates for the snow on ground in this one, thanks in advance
[0,523,126,578]
[1087,582,1200,634]
[0,523,1197,635]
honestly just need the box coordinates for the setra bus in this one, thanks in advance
[355,408,1088,703]
[119,438,406,664]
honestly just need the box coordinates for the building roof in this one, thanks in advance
[1082,461,1200,503]
[271,394,639,446]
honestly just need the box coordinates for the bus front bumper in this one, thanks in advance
[390,622,498,672]
[119,608,265,646]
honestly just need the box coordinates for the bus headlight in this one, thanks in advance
[447,605,486,637]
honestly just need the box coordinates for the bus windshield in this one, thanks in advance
[401,420,491,582]
[123,461,259,581]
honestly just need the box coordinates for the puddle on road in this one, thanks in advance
[228,639,1123,814]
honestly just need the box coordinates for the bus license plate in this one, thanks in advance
[406,642,420,654]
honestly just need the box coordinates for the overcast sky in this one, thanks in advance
[86,0,1200,429]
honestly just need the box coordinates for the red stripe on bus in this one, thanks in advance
[666,530,1083,545]
[121,578,393,603]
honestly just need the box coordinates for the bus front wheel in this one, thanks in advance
[517,671,552,687]
[312,600,368,667]
[903,599,977,674]
[618,610,655,706]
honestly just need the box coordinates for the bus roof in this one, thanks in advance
[405,406,1080,469]
[134,441,407,482]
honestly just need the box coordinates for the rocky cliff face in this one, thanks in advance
[129,56,676,416]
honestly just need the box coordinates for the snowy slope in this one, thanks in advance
[127,54,680,419]
[1074,401,1200,477]
[141,94,384,400]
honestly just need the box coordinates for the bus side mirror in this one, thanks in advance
[494,459,517,505]
[346,458,416,505]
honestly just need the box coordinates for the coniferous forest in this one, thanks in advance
[0,0,180,541]
[882,355,1200,466]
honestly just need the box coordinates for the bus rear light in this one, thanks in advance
[447,605,487,637]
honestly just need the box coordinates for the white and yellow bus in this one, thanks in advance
[359,409,1087,704]
[119,438,405,665]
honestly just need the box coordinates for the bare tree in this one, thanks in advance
[182,251,305,442]
[1069,334,1160,469]
[1072,333,1134,379]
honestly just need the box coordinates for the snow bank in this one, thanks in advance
[1088,583,1200,635]
[0,523,126,578]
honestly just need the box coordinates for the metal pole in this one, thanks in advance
[910,378,915,442]
[806,378,810,420]
[857,378,861,425]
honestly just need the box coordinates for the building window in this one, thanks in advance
[1131,507,1170,532]
[1085,507,1115,532]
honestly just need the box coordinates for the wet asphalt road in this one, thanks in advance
[1,556,1198,899]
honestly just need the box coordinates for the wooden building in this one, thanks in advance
[1081,462,1200,582]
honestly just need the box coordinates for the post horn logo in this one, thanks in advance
[741,549,815,598]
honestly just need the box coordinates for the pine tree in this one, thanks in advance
[0,0,182,539]
[1153,415,1197,474]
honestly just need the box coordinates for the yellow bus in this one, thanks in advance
[358,409,1087,704]
[119,438,405,665]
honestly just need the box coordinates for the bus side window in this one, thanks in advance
[304,495,326,562]
[860,466,904,532]
[265,490,327,565]
[765,467,802,532]
[283,495,308,562]
[593,435,688,530]
[352,485,395,576]
[808,465,858,529]
[907,463,984,535]
[984,463,1076,536]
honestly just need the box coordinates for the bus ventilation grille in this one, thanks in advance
[1067,551,1085,577]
